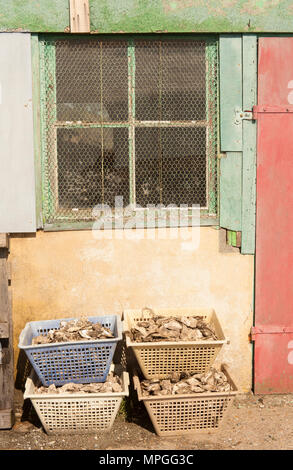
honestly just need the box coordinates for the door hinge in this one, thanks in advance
[251,325,293,341]
[252,105,293,116]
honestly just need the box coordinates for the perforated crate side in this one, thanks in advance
[24,367,129,434]
[25,341,117,386]
[31,396,123,434]
[144,394,234,436]
[134,343,223,379]
[133,365,237,436]
[18,315,122,386]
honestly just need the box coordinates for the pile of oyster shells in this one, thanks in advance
[35,372,123,394]
[32,318,114,345]
[130,312,218,342]
[140,368,231,396]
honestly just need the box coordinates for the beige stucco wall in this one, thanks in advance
[10,227,254,392]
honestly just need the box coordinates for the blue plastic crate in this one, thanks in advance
[18,315,122,386]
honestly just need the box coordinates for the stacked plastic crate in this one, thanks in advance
[124,308,238,436]
[18,315,129,434]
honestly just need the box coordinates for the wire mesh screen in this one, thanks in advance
[135,127,207,207]
[55,39,128,122]
[135,40,206,121]
[40,36,218,225]
[56,127,129,209]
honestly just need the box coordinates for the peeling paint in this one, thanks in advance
[240,0,281,15]
[0,0,69,32]
[0,0,293,32]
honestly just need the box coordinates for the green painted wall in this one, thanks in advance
[1,0,293,33]
[89,0,293,33]
[0,0,69,32]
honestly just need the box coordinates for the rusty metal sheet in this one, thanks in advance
[254,37,293,393]
[254,333,293,394]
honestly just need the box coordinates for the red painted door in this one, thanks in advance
[254,37,293,393]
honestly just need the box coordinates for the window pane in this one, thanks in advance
[161,127,206,207]
[55,39,128,122]
[135,127,206,207]
[135,42,160,121]
[135,40,206,121]
[101,42,129,122]
[103,127,129,207]
[56,39,101,121]
[57,128,103,209]
[56,127,129,211]
[135,128,161,207]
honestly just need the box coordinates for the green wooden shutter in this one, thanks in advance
[219,35,243,152]
[219,34,257,254]
[241,34,257,255]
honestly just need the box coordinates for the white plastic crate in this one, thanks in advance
[24,365,129,434]
[134,365,238,436]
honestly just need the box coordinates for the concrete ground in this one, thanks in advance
[0,388,293,451]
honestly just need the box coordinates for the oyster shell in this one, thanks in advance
[31,317,115,345]
[163,320,183,331]
[138,367,232,396]
[78,330,92,340]
[36,372,123,394]
[129,311,218,343]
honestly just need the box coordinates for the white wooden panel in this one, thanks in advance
[0,33,36,232]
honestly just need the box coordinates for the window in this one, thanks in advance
[39,36,218,228]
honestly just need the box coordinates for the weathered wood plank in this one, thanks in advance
[0,234,8,249]
[0,34,36,233]
[219,35,242,152]
[70,0,90,32]
[0,334,14,413]
[0,241,14,426]
[31,35,43,229]
[0,323,9,339]
[241,34,257,255]
[0,409,14,429]
[220,152,242,231]
[0,257,10,324]
[6,261,11,283]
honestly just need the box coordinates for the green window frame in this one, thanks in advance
[38,34,219,231]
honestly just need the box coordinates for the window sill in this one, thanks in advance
[43,216,219,232]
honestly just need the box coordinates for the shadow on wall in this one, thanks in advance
[10,233,37,240]
[15,349,32,392]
